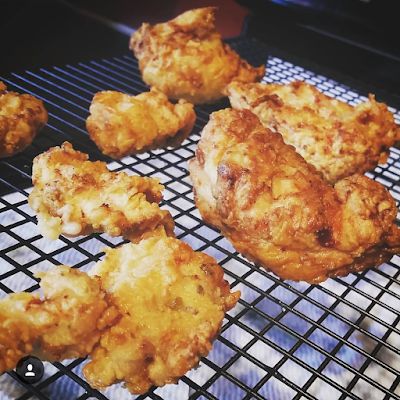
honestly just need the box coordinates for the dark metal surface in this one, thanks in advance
[0,37,399,399]
[0,0,130,75]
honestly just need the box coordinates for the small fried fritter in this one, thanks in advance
[86,88,196,158]
[226,81,400,183]
[28,142,174,241]
[0,266,113,374]
[188,109,400,283]
[84,231,239,394]
[0,81,48,158]
[130,7,265,104]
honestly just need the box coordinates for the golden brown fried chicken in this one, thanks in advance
[188,108,400,283]
[0,266,113,374]
[28,142,174,241]
[84,231,239,394]
[0,81,48,158]
[130,7,265,104]
[226,81,400,183]
[86,88,196,158]
[0,233,239,394]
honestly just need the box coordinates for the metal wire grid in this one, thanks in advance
[0,37,399,400]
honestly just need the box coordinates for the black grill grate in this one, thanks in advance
[1,37,400,400]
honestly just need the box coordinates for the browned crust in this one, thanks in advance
[28,141,174,241]
[226,81,400,183]
[0,82,48,158]
[86,89,196,158]
[188,108,400,283]
[129,8,265,104]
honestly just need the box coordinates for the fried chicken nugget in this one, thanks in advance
[86,88,196,158]
[227,81,400,183]
[28,142,174,241]
[130,7,265,104]
[84,231,240,394]
[0,81,48,158]
[188,109,400,283]
[0,266,114,374]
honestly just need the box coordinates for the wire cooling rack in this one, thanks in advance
[0,37,400,400]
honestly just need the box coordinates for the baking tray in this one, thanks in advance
[0,37,399,400]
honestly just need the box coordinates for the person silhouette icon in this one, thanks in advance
[25,363,35,377]
[16,356,44,384]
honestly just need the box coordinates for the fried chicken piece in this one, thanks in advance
[86,88,196,159]
[84,231,240,394]
[130,7,265,104]
[0,266,114,374]
[0,233,239,393]
[0,81,48,158]
[28,142,174,241]
[188,108,400,283]
[226,81,400,183]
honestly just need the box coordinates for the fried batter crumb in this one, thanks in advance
[0,81,48,158]
[28,142,174,241]
[227,81,400,183]
[130,7,265,104]
[86,88,196,158]
[0,266,113,373]
[84,231,239,393]
[188,108,400,283]
[0,234,239,394]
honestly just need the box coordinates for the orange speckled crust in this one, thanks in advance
[226,81,400,183]
[130,7,265,104]
[188,108,400,283]
[86,88,196,158]
[0,81,48,158]
[0,266,114,374]
[83,232,239,394]
[28,142,174,241]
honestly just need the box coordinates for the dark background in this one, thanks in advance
[0,0,248,73]
[1,0,399,104]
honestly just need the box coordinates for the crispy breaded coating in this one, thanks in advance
[0,81,48,158]
[188,109,400,283]
[0,234,239,394]
[28,142,174,241]
[0,266,113,374]
[130,7,265,104]
[86,88,196,158]
[226,81,400,183]
[84,232,239,394]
